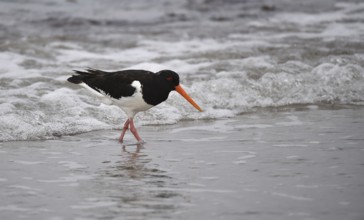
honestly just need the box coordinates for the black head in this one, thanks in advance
[157,70,180,88]
[152,69,202,111]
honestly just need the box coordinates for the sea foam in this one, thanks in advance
[0,1,364,141]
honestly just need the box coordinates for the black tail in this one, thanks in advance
[67,68,108,84]
[67,75,83,84]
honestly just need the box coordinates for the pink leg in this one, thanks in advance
[118,119,130,143]
[129,118,144,143]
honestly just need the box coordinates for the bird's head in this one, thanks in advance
[157,69,179,86]
[157,70,203,112]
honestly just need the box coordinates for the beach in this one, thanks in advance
[1,0,364,219]
[1,106,363,220]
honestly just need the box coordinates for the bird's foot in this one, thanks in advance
[118,139,145,146]
[121,141,145,147]
[136,140,145,145]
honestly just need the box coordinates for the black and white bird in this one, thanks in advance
[67,69,202,143]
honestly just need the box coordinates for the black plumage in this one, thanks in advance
[68,69,180,105]
[67,68,201,143]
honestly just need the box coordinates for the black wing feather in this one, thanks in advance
[67,69,155,99]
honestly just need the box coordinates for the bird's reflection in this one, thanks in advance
[94,143,183,219]
[108,143,169,182]
[121,143,143,160]
[113,143,150,179]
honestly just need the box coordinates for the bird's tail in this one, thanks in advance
[67,75,83,84]
[67,68,108,84]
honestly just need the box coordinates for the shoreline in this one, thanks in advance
[1,106,363,220]
[2,103,362,144]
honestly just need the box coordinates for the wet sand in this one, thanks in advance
[1,106,363,220]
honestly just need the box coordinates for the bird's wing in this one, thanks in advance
[68,69,154,99]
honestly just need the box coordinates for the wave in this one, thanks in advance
[1,0,364,141]
[1,56,363,142]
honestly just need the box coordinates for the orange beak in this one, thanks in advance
[175,85,203,112]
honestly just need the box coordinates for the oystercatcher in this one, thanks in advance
[67,69,202,143]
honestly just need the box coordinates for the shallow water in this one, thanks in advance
[1,0,364,141]
[0,107,364,220]
[1,1,364,218]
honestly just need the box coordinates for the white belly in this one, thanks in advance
[114,92,153,118]
[111,80,153,118]
[80,80,153,118]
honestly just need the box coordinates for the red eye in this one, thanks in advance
[166,76,173,81]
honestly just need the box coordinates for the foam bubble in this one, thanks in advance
[0,1,363,141]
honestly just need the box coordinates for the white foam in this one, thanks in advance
[57,47,160,64]
[1,1,364,141]
[272,192,313,201]
[71,200,117,210]
[12,160,45,165]
[1,56,363,141]
[8,185,41,191]
[38,174,94,183]
[58,161,88,169]
[145,187,233,193]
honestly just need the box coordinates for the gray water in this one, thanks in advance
[0,0,364,141]
[1,0,364,219]
[1,106,364,220]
